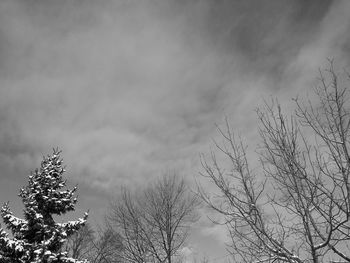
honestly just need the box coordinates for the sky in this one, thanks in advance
[0,0,350,262]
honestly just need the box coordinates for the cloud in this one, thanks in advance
[283,1,350,97]
[0,0,233,188]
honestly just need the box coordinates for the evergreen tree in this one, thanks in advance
[0,149,88,263]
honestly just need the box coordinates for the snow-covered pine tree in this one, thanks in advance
[0,149,88,263]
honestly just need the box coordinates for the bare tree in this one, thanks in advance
[108,174,199,263]
[199,62,350,263]
[63,223,95,261]
[142,175,200,263]
[63,224,123,263]
[108,189,151,263]
[89,227,123,263]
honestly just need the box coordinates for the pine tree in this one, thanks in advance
[0,149,88,263]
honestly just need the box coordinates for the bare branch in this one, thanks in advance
[199,62,350,263]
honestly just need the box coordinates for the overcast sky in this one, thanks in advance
[1,0,350,262]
